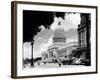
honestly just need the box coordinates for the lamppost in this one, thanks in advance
[31,40,34,67]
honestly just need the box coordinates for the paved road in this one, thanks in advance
[34,62,85,68]
[23,62,85,69]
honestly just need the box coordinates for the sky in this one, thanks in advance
[23,11,81,59]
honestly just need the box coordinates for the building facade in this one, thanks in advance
[41,21,78,62]
[76,13,91,65]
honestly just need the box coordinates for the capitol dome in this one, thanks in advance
[47,20,67,51]
[53,21,66,44]
[53,28,66,38]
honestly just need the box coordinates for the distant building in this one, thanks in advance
[41,21,78,62]
[41,51,48,60]
[47,26,67,59]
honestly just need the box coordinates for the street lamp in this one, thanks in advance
[31,40,34,67]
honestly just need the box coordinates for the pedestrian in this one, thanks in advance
[44,61,46,64]
[59,63,61,67]
[38,61,40,65]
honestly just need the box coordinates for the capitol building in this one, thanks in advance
[41,21,78,62]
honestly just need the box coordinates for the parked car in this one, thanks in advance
[72,58,85,65]
[60,58,74,65]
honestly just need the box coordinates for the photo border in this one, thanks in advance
[11,1,98,79]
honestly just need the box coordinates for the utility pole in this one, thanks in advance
[31,40,34,67]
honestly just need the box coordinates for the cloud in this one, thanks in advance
[39,25,46,31]
[39,35,53,52]
[33,35,53,58]
[50,13,80,32]
[63,13,80,31]
[50,17,64,30]
[36,25,46,36]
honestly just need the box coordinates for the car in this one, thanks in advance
[72,58,85,65]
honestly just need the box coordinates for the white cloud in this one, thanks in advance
[39,25,46,31]
[33,35,53,58]
[50,13,80,32]
[36,25,46,36]
[50,17,58,30]
[64,13,80,31]
[39,35,53,52]
[50,17,64,30]
[38,37,42,40]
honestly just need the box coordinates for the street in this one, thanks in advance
[24,62,85,68]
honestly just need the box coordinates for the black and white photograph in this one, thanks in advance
[23,11,91,68]
[11,1,97,78]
